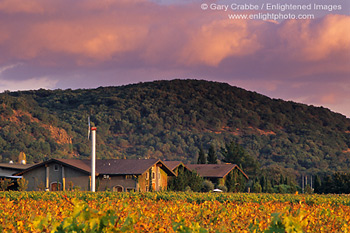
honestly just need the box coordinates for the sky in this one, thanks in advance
[0,0,349,117]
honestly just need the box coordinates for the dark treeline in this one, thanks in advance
[315,172,350,194]
[0,79,349,182]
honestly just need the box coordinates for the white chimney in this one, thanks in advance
[91,127,97,192]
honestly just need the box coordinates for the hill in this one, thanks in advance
[0,79,349,177]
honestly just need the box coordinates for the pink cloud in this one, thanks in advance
[180,20,263,66]
[278,15,350,63]
[0,0,45,14]
[320,93,337,104]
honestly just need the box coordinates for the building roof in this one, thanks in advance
[15,158,175,177]
[56,159,91,173]
[162,161,185,171]
[95,159,174,175]
[186,164,249,180]
[0,163,35,177]
[0,163,34,170]
[14,159,91,176]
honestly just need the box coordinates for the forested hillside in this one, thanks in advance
[0,79,349,178]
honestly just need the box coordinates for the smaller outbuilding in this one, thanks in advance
[186,163,249,188]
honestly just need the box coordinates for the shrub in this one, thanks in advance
[17,178,28,191]
[0,178,13,191]
[202,180,214,192]
[216,184,227,192]
[252,182,262,193]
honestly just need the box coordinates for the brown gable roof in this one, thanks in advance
[14,159,91,176]
[56,159,91,173]
[0,163,34,170]
[186,164,249,180]
[162,161,184,171]
[0,163,35,177]
[95,159,174,176]
[15,158,175,177]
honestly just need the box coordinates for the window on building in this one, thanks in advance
[125,175,133,179]
[146,172,149,180]
[54,164,59,171]
[152,172,155,180]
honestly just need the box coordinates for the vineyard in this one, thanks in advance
[0,191,350,232]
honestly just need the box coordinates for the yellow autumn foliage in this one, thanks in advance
[0,192,349,232]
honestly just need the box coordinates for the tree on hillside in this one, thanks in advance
[197,147,207,164]
[207,144,217,164]
[221,141,259,176]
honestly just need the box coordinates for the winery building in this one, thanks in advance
[15,158,175,192]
